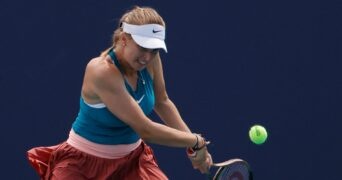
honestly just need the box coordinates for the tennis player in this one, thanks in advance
[27,6,212,180]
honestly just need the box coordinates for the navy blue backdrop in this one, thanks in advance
[1,0,341,179]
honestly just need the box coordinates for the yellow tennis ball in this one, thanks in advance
[249,125,268,145]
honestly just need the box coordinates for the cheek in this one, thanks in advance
[126,44,139,55]
[124,48,136,60]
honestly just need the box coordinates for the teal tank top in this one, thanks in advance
[72,50,155,145]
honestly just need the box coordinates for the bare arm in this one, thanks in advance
[86,57,197,148]
[150,55,213,173]
[152,55,191,133]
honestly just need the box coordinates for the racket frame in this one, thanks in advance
[210,158,253,180]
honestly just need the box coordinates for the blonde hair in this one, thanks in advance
[101,6,166,56]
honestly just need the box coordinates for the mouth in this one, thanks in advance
[138,60,147,65]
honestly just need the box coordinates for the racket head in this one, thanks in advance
[213,158,252,180]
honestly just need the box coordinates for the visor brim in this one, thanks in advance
[132,35,167,53]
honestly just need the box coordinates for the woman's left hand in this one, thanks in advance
[189,147,213,173]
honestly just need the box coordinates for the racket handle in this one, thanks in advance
[206,172,213,180]
[205,166,214,180]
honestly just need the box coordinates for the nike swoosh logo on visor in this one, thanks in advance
[152,29,162,33]
[136,95,145,104]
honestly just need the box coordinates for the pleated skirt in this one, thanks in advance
[27,141,168,180]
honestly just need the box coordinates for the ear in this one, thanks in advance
[117,34,126,47]
[121,34,128,43]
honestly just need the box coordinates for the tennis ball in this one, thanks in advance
[249,125,268,145]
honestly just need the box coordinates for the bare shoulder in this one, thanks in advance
[147,53,162,80]
[86,56,121,82]
[82,56,124,101]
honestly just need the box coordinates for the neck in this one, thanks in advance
[122,68,136,77]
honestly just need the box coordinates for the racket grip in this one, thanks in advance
[206,172,213,180]
[205,165,214,180]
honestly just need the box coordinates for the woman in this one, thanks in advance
[28,6,212,180]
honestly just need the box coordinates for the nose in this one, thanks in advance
[141,51,153,63]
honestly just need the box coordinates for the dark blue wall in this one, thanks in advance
[1,0,341,179]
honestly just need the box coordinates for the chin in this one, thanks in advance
[135,64,146,70]
[137,66,145,71]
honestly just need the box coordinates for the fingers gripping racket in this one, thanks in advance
[207,158,253,180]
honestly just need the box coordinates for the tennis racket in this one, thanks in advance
[207,158,252,180]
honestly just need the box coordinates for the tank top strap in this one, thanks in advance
[108,49,123,73]
[108,49,145,95]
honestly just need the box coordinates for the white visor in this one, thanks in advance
[122,22,167,53]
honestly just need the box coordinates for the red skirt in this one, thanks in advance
[27,142,168,180]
